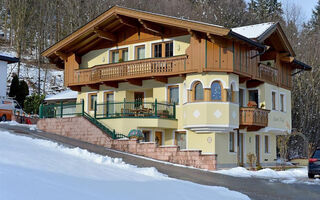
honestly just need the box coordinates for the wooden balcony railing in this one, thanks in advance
[239,107,270,130]
[72,55,187,85]
[258,63,278,83]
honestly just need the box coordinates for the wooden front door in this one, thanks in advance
[155,131,162,145]
[175,131,186,149]
[255,135,260,165]
[134,92,144,108]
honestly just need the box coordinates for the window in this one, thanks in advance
[165,42,173,57]
[229,132,235,152]
[122,49,128,61]
[105,92,114,117]
[143,130,151,142]
[88,93,97,111]
[194,82,204,101]
[265,135,269,153]
[211,82,222,101]
[249,90,259,105]
[111,51,119,63]
[153,41,173,58]
[153,43,162,58]
[110,48,128,63]
[135,45,145,60]
[280,94,285,112]
[239,89,245,107]
[272,91,276,110]
[168,85,179,104]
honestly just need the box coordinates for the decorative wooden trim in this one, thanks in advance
[138,19,163,35]
[103,81,118,88]
[128,79,143,86]
[154,76,168,84]
[94,27,117,41]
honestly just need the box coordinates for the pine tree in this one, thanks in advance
[9,74,19,98]
[248,0,283,23]
[310,0,320,30]
[16,80,29,108]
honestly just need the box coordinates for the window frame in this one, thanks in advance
[280,93,285,112]
[167,85,179,105]
[109,48,129,63]
[193,81,204,102]
[88,93,97,111]
[229,132,235,152]
[152,41,174,58]
[211,81,222,101]
[272,91,277,110]
[264,135,269,154]
[135,45,146,60]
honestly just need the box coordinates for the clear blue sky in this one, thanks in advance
[245,0,318,21]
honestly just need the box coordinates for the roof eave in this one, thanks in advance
[293,59,312,71]
[228,30,266,51]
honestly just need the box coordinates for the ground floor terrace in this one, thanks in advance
[39,101,277,169]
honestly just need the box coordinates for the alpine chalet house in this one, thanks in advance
[40,6,311,169]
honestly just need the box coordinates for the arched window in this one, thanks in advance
[211,81,222,100]
[194,82,204,101]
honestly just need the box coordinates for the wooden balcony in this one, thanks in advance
[71,55,188,86]
[239,107,270,131]
[258,63,278,84]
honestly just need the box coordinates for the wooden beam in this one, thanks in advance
[87,84,99,90]
[127,79,142,86]
[103,81,118,88]
[138,19,163,35]
[77,38,103,55]
[68,35,99,52]
[69,86,81,92]
[55,51,67,61]
[93,27,117,41]
[246,80,263,88]
[154,76,168,84]
[280,56,294,63]
[116,15,139,29]
[188,29,201,42]
[239,77,251,84]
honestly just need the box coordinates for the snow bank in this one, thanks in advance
[0,131,250,200]
[0,120,37,130]
[215,167,320,185]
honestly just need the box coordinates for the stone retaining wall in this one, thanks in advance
[37,117,217,170]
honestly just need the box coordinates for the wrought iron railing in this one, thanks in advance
[94,99,176,120]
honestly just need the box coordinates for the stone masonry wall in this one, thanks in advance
[37,117,217,170]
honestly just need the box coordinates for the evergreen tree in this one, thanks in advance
[9,74,19,98]
[248,0,283,23]
[310,0,320,30]
[16,80,29,108]
[24,94,45,114]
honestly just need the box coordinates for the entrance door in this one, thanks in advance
[155,131,162,145]
[175,131,186,149]
[255,135,260,165]
[239,133,244,165]
[134,92,144,108]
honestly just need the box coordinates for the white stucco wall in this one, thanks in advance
[0,60,7,98]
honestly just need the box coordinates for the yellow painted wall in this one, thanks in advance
[187,130,215,153]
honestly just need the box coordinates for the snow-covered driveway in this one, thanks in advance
[0,130,249,200]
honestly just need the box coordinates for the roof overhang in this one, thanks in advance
[0,55,19,64]
[257,22,295,57]
[292,59,312,71]
[42,6,267,68]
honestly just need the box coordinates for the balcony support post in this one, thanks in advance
[155,99,158,117]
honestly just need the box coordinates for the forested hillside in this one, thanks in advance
[0,0,319,157]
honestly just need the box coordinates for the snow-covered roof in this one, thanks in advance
[232,22,275,39]
[45,90,78,101]
[0,52,19,63]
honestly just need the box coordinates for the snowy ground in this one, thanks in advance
[0,121,37,130]
[0,130,250,200]
[215,167,320,185]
